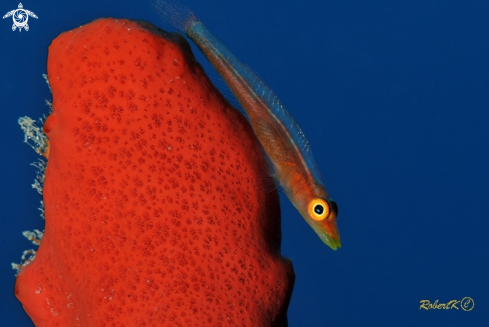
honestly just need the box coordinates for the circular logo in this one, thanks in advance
[460,297,474,311]
[13,9,28,28]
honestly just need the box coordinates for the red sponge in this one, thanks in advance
[15,18,294,327]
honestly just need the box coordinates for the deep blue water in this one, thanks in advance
[1,0,488,326]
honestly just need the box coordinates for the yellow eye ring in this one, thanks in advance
[308,198,330,221]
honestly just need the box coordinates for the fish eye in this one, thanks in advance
[308,198,330,221]
[314,204,324,215]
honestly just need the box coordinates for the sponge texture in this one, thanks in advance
[15,18,294,327]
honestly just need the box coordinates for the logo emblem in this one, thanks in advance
[3,3,37,32]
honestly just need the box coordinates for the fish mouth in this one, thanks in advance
[320,234,341,250]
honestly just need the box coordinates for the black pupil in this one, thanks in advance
[314,204,324,215]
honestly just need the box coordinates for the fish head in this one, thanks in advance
[304,197,341,250]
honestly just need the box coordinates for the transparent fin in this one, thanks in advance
[152,0,197,33]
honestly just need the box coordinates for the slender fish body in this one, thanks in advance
[152,0,340,249]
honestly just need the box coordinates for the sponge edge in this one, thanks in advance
[15,18,294,327]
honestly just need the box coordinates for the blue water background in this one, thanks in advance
[1,0,488,326]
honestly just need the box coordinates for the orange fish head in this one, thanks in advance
[305,198,341,250]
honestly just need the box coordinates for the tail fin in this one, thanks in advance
[151,0,198,33]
